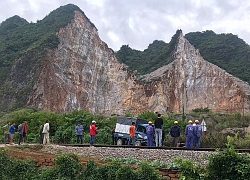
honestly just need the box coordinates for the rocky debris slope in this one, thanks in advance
[41,144,214,165]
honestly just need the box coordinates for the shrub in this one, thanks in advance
[35,167,58,180]
[205,136,250,179]
[116,165,138,180]
[95,126,113,145]
[201,133,227,148]
[54,153,82,179]
[0,149,37,179]
[94,162,121,180]
[81,160,97,180]
[137,162,163,180]
[173,158,203,180]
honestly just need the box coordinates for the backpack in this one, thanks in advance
[146,125,153,135]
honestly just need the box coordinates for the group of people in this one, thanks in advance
[184,119,203,148]
[143,114,203,148]
[127,113,165,147]
[144,113,165,147]
[3,121,28,145]
[75,120,98,146]
[3,122,17,145]
[169,119,203,148]
[2,120,50,145]
[2,117,202,148]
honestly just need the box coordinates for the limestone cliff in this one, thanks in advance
[22,10,250,115]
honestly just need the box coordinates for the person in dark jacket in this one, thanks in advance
[154,113,163,147]
[112,126,116,145]
[185,120,194,148]
[39,123,44,144]
[169,121,181,147]
[18,122,23,145]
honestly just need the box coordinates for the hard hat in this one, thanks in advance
[188,120,193,124]
[148,121,152,124]
[174,121,178,124]
[195,120,199,123]
[92,120,96,123]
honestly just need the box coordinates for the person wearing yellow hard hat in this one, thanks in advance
[146,121,154,147]
[185,120,195,148]
[194,120,202,148]
[169,121,180,147]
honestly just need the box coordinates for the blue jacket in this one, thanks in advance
[195,124,202,137]
[185,124,194,137]
[76,125,83,135]
[9,125,15,134]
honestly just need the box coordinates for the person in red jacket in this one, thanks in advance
[89,121,97,146]
[22,121,28,144]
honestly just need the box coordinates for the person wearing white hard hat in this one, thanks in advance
[89,120,97,146]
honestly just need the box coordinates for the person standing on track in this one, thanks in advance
[154,113,163,147]
[194,120,202,148]
[9,122,15,145]
[3,122,10,144]
[42,120,50,145]
[89,121,97,146]
[185,120,194,148]
[22,121,28,144]
[169,121,181,147]
[39,122,44,144]
[127,122,136,146]
[76,122,84,144]
[18,122,23,145]
[146,121,154,147]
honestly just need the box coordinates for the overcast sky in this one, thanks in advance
[1,0,250,51]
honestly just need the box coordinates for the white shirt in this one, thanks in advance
[42,123,50,133]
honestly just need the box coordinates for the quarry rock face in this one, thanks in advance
[27,10,250,115]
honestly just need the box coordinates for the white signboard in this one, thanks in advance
[115,123,130,134]
[201,119,207,132]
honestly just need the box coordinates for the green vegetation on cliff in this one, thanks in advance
[115,30,182,75]
[0,4,83,81]
[0,4,86,112]
[116,30,250,85]
[185,30,250,83]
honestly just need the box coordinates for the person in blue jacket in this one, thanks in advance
[75,122,84,144]
[194,120,202,148]
[185,120,194,148]
[146,121,154,147]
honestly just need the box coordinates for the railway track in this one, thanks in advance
[60,144,250,153]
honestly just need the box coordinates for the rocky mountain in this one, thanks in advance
[0,4,250,115]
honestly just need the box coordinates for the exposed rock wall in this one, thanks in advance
[27,10,250,115]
